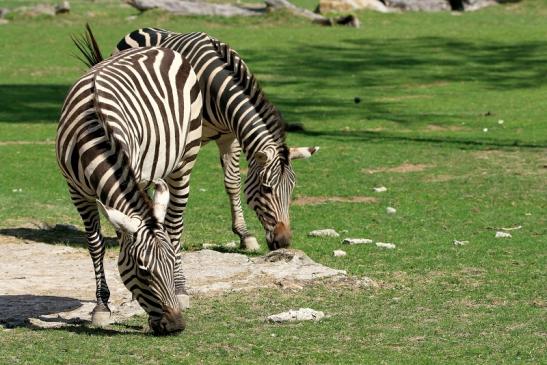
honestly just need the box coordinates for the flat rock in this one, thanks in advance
[342,238,373,245]
[308,229,340,237]
[267,308,325,323]
[376,242,396,249]
[0,232,346,328]
[333,249,347,257]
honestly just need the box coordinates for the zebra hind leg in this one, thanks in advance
[70,191,112,326]
[217,137,260,251]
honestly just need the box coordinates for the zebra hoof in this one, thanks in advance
[241,236,260,252]
[91,308,111,327]
[177,294,191,310]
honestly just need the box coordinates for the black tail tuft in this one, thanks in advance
[72,23,104,68]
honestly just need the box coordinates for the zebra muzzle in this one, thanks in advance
[149,307,185,335]
[268,222,292,250]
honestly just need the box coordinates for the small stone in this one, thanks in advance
[342,238,373,245]
[375,242,396,249]
[483,128,488,132]
[224,241,237,249]
[497,119,504,125]
[55,1,70,14]
[308,229,340,238]
[198,188,207,192]
[373,186,387,193]
[495,231,511,238]
[267,308,325,323]
[386,207,397,214]
[453,240,468,246]
[333,250,347,257]
[202,243,219,249]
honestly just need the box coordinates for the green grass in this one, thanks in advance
[0,0,546,363]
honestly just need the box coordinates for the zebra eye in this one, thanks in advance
[137,264,151,279]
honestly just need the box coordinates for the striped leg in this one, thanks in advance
[68,188,111,325]
[164,162,196,309]
[216,137,260,251]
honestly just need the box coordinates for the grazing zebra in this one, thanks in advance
[113,28,318,251]
[57,32,202,334]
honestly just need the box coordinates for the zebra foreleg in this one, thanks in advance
[70,191,112,326]
[164,167,195,310]
[217,138,260,251]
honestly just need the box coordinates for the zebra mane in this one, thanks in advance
[72,23,104,68]
[208,36,287,147]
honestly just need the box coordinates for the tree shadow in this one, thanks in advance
[238,35,546,145]
[289,128,547,149]
[0,84,69,123]
[0,224,117,248]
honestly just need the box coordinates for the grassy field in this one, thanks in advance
[0,0,546,363]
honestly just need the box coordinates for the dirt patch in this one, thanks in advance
[0,227,350,329]
[363,163,433,174]
[292,196,377,206]
[0,141,54,146]
[425,124,466,132]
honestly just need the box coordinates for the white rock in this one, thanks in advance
[202,243,219,249]
[333,250,347,257]
[483,128,488,132]
[375,242,396,249]
[495,231,512,238]
[308,229,340,238]
[224,241,238,249]
[501,225,522,231]
[386,207,397,214]
[342,238,373,245]
[453,240,468,246]
[198,188,207,192]
[497,119,504,125]
[267,308,325,323]
[373,186,387,193]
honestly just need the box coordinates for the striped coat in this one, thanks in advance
[56,44,202,334]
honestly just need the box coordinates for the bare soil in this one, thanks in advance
[363,163,433,174]
[0,224,350,329]
[292,196,377,206]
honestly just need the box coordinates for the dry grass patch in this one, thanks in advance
[292,196,377,206]
[363,163,433,174]
[425,124,467,132]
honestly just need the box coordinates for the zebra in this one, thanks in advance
[113,28,318,251]
[57,30,202,334]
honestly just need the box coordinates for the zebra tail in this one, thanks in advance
[71,23,104,68]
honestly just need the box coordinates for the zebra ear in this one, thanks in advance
[97,201,140,234]
[254,151,269,165]
[153,180,170,224]
[289,146,319,160]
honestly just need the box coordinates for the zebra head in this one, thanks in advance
[245,145,318,250]
[99,182,184,335]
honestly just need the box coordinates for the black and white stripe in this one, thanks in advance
[115,28,318,251]
[57,44,202,334]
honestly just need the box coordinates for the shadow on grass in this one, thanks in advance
[289,129,547,149]
[0,295,84,328]
[0,224,117,248]
[0,295,145,335]
[0,84,69,123]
